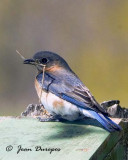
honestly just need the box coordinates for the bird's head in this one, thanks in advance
[23,51,71,73]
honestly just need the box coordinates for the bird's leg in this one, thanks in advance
[21,104,51,118]
[37,115,62,122]
[101,100,128,118]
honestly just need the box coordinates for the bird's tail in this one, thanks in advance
[81,109,122,132]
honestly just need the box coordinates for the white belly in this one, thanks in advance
[35,79,81,121]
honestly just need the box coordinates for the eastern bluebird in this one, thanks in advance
[23,51,121,132]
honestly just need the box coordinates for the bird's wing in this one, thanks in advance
[60,84,107,114]
[36,73,107,114]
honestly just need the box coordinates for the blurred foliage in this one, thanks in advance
[0,0,128,116]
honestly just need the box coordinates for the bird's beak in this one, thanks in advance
[23,59,35,65]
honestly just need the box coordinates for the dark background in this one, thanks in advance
[0,0,128,116]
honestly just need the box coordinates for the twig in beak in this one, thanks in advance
[39,65,46,103]
[16,49,45,104]
[16,50,26,60]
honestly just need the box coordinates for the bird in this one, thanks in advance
[23,51,121,132]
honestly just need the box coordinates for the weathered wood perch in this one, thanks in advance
[0,117,127,160]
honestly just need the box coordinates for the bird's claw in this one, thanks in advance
[37,116,60,122]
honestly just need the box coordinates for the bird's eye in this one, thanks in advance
[40,58,48,64]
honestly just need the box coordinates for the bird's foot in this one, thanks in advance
[21,104,51,118]
[101,100,128,118]
[37,115,60,122]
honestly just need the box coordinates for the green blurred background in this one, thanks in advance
[0,0,128,116]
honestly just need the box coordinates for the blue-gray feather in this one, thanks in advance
[36,72,121,132]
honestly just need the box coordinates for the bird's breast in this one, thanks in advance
[35,79,82,121]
